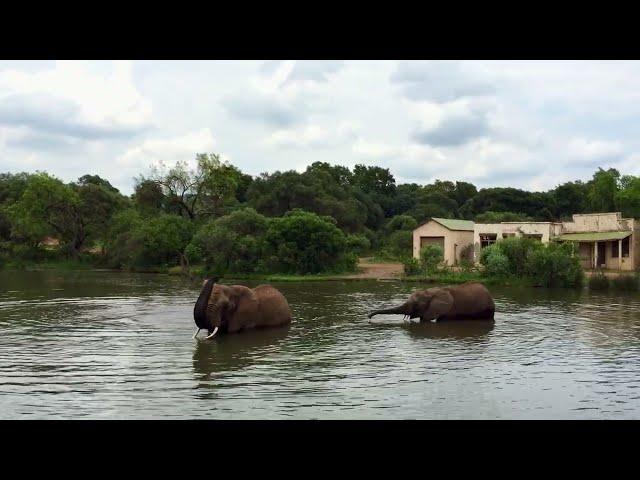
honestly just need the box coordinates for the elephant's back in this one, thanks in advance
[447,282,495,318]
[254,285,293,326]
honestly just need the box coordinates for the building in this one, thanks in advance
[473,221,562,260]
[472,212,640,271]
[556,213,640,271]
[412,218,474,266]
[414,212,640,271]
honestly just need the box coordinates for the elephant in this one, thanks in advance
[368,282,495,322]
[193,278,293,340]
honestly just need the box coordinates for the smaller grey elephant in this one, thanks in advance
[368,282,495,322]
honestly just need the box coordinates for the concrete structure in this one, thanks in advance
[473,222,562,260]
[416,212,640,271]
[556,213,640,271]
[412,218,474,266]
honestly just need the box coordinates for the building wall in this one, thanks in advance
[561,212,632,233]
[473,222,560,262]
[562,213,636,271]
[412,222,473,266]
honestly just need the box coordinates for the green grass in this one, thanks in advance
[401,271,537,287]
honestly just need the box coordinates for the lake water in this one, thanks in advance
[1,270,639,419]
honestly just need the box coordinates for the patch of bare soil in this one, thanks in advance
[342,258,404,279]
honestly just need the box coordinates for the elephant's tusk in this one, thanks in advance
[193,328,200,339]
[205,327,219,340]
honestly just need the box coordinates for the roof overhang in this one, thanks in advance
[554,231,632,242]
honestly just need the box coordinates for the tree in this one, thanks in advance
[615,175,640,218]
[147,153,240,220]
[474,211,533,223]
[587,168,620,213]
[133,179,165,214]
[262,209,355,274]
[552,181,589,219]
[188,208,269,274]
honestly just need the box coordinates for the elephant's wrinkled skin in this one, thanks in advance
[193,279,292,339]
[368,282,495,322]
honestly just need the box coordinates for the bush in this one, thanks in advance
[262,209,354,274]
[188,208,268,275]
[588,270,610,290]
[387,230,413,259]
[346,234,371,255]
[403,257,422,276]
[482,246,511,277]
[525,242,584,288]
[610,274,639,291]
[420,244,444,273]
[498,236,542,276]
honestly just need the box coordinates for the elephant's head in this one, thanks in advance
[368,288,454,321]
[193,277,237,339]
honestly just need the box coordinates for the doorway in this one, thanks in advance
[597,242,606,268]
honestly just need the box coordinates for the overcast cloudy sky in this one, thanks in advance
[1,60,639,195]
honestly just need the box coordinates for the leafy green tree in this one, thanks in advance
[474,211,533,223]
[552,180,589,219]
[146,153,241,220]
[615,175,640,218]
[262,209,355,274]
[420,244,444,273]
[587,168,620,213]
[133,179,165,214]
[188,208,269,274]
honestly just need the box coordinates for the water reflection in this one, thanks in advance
[192,326,291,379]
[402,320,495,340]
[2,271,640,419]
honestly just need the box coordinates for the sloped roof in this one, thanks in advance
[555,231,632,242]
[430,218,475,231]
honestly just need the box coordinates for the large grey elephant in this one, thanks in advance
[193,278,293,339]
[368,282,495,322]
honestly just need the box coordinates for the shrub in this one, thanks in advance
[420,244,444,273]
[498,237,542,276]
[262,209,353,274]
[388,230,413,259]
[525,242,584,288]
[346,234,371,255]
[482,247,511,277]
[403,257,422,276]
[588,270,610,290]
[610,274,639,291]
[189,208,268,275]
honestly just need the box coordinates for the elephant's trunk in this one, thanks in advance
[368,302,411,319]
[194,278,216,330]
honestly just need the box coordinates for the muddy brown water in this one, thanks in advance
[1,270,639,419]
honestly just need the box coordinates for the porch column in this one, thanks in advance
[619,239,623,270]
[594,242,598,269]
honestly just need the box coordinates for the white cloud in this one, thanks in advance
[117,128,217,171]
[0,61,153,140]
[265,122,359,149]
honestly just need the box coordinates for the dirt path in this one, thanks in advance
[342,258,404,279]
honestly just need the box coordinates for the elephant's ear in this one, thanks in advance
[424,290,454,320]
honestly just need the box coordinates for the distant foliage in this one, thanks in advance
[610,274,640,292]
[480,245,511,277]
[479,237,583,287]
[262,210,356,274]
[588,270,610,290]
[420,245,444,273]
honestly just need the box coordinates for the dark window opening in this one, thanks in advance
[480,234,497,249]
[622,237,630,257]
[612,241,619,258]
[524,234,543,242]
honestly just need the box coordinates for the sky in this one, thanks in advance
[1,60,639,195]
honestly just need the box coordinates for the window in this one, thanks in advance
[622,237,630,257]
[612,241,619,258]
[524,234,543,242]
[480,234,497,249]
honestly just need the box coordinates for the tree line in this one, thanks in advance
[0,154,638,274]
